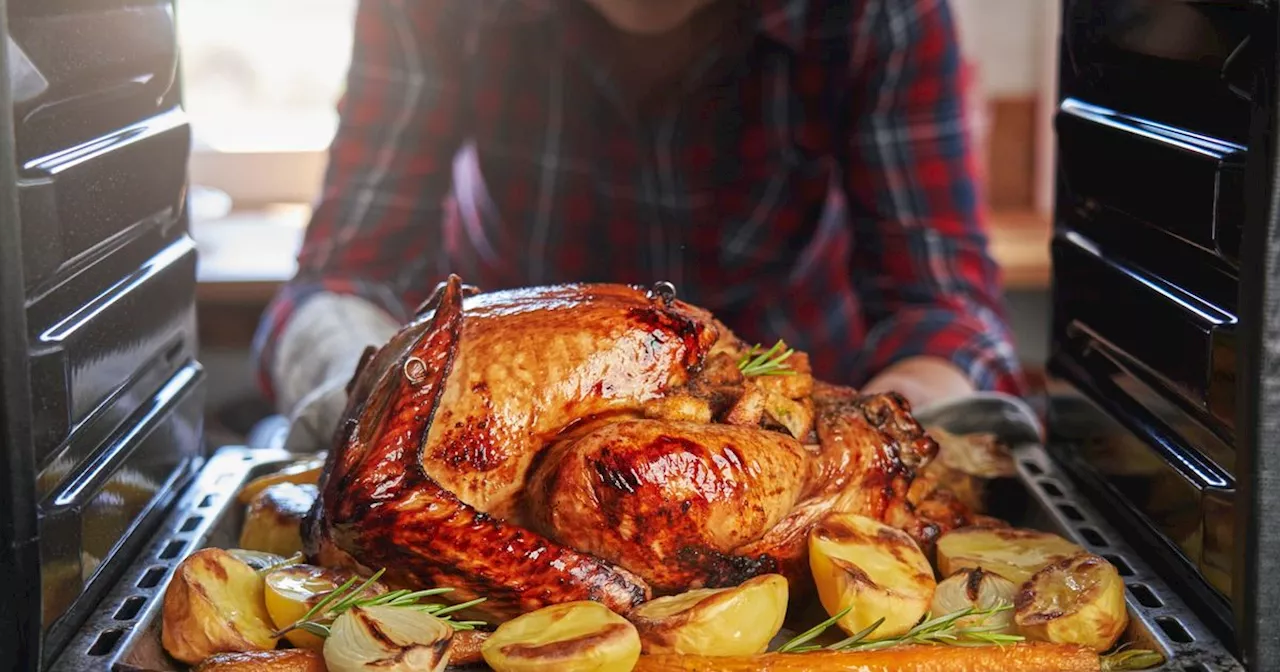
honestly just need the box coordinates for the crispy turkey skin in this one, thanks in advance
[303,276,972,621]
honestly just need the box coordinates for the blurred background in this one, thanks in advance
[187,0,1062,443]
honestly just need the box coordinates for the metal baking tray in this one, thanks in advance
[47,394,1246,671]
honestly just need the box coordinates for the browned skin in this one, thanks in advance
[527,419,808,593]
[305,275,974,621]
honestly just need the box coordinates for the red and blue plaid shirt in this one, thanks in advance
[253,0,1026,402]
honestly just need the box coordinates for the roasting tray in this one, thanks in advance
[46,394,1245,671]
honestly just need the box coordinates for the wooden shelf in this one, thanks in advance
[986,209,1052,291]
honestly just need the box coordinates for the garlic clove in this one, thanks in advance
[930,568,1019,635]
[323,605,453,672]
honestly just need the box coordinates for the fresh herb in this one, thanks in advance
[738,340,796,377]
[775,605,853,653]
[776,603,1022,653]
[272,568,488,639]
[1101,646,1166,671]
[774,604,1162,669]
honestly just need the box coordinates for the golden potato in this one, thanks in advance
[238,482,317,557]
[264,564,387,651]
[930,568,1018,634]
[628,574,788,656]
[936,526,1084,585]
[808,512,936,639]
[482,601,641,672]
[1015,552,1129,652]
[238,457,326,504]
[161,548,279,665]
[324,605,453,672]
[193,649,326,672]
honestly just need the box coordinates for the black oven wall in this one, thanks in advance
[0,0,208,668]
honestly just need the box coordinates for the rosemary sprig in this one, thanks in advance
[774,604,1162,669]
[776,603,1022,653]
[271,568,487,639]
[775,605,853,653]
[738,340,797,377]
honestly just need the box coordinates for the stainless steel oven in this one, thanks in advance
[3,0,1280,669]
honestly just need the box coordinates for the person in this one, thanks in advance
[253,0,1025,452]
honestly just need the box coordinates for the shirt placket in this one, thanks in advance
[575,45,724,289]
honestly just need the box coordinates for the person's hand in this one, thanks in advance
[272,294,402,454]
[281,371,352,453]
[860,356,975,411]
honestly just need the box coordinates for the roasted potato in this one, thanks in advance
[193,649,326,672]
[482,600,642,672]
[930,568,1018,634]
[324,605,453,672]
[808,512,936,639]
[161,548,279,665]
[238,457,326,504]
[628,573,788,656]
[1015,552,1129,652]
[936,526,1084,585]
[264,564,387,651]
[238,482,317,557]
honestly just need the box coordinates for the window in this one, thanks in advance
[177,0,357,209]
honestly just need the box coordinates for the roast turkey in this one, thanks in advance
[302,275,974,621]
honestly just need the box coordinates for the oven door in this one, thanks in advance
[0,1,205,669]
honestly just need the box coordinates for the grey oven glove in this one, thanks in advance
[271,292,402,453]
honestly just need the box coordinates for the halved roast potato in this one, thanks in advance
[808,512,935,639]
[482,601,641,672]
[1015,552,1129,652]
[627,573,788,656]
[238,482,317,557]
[161,548,279,665]
[237,457,326,505]
[936,526,1084,585]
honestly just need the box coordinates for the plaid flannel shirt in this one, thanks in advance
[253,0,1025,404]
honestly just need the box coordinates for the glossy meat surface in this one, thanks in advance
[420,284,718,521]
[304,276,974,621]
[527,418,808,593]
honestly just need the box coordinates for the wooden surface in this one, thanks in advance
[193,207,1053,347]
[987,209,1053,290]
[986,98,1039,211]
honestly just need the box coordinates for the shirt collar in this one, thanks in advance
[506,0,808,51]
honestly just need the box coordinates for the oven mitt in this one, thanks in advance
[273,292,401,453]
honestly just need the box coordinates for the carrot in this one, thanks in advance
[448,629,490,666]
[631,642,1105,672]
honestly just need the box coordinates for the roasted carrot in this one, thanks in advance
[448,629,490,666]
[631,642,1107,672]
